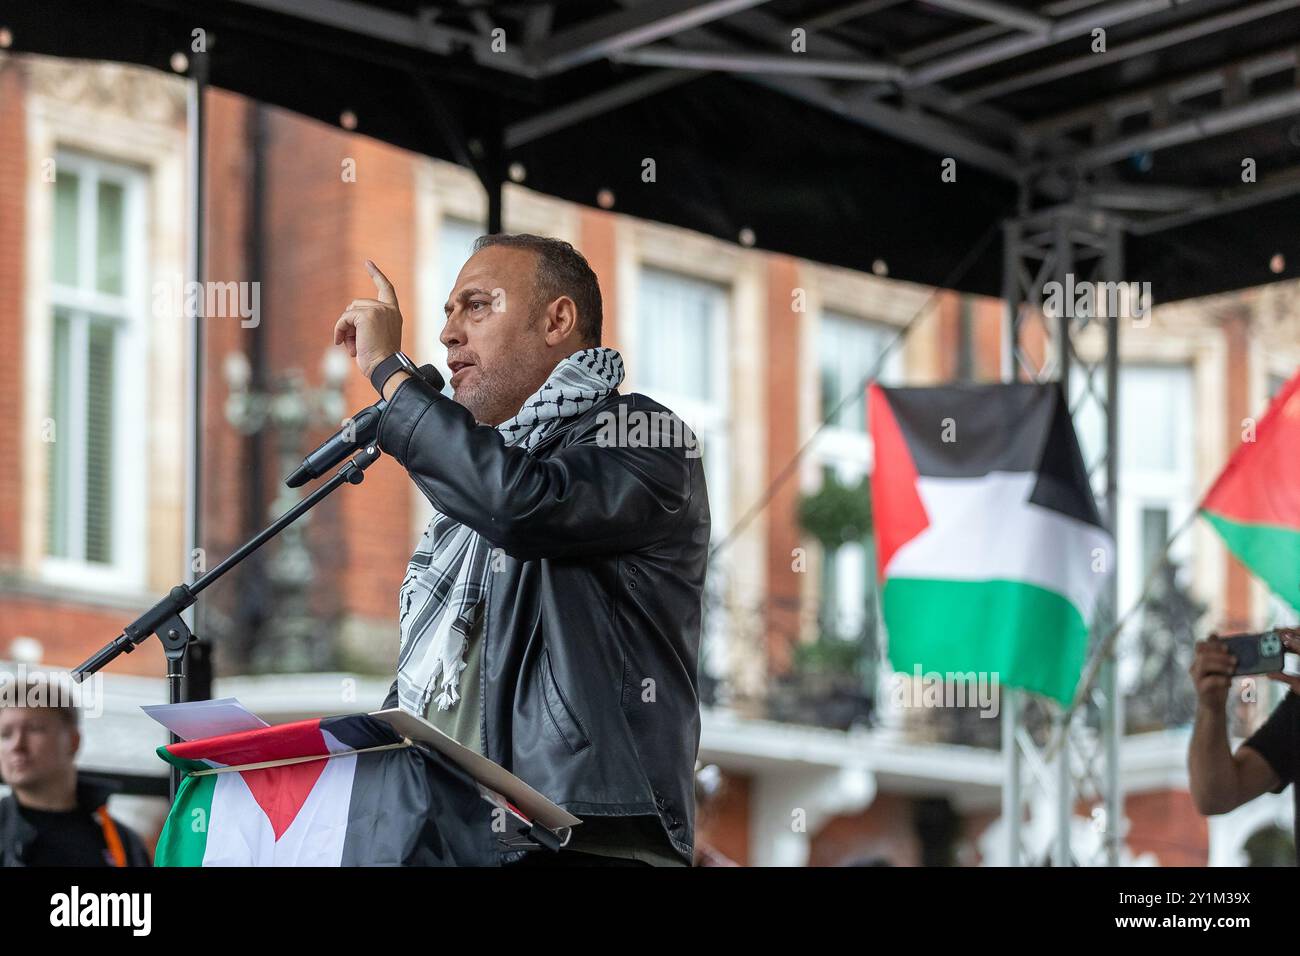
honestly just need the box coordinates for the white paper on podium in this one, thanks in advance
[369,707,581,833]
[142,698,269,741]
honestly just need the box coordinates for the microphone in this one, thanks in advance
[285,363,444,488]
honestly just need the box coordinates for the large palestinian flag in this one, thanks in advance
[869,383,1114,704]
[155,714,499,866]
[1201,369,1300,611]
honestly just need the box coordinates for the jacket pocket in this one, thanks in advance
[540,647,592,754]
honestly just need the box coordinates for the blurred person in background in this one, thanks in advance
[0,675,150,866]
[1188,629,1300,865]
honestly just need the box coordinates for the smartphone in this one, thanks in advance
[1220,630,1287,676]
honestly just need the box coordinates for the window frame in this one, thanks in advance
[429,215,482,397]
[628,264,732,535]
[39,150,149,594]
[1112,363,1196,615]
[626,263,732,680]
[813,310,904,641]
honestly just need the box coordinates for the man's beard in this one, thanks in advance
[451,309,553,425]
[452,359,540,427]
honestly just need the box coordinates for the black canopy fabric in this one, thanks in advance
[9,0,1300,302]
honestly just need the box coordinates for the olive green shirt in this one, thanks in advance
[424,619,687,867]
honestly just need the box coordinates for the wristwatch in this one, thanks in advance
[369,350,420,397]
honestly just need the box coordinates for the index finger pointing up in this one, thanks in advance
[365,259,399,309]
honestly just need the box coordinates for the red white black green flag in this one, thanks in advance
[868,382,1114,704]
[1201,370,1300,611]
[154,714,499,866]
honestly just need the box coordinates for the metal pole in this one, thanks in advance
[483,99,504,235]
[183,52,208,636]
[1001,219,1019,382]
[1055,710,1072,865]
[487,178,503,235]
[1054,214,1071,399]
[1001,687,1020,865]
[1000,206,1125,867]
[170,49,209,800]
[1102,218,1124,865]
[1000,215,1021,865]
[1053,212,1074,867]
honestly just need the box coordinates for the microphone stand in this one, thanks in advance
[73,443,384,800]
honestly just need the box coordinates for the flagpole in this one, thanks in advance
[1052,214,1074,868]
[999,217,1022,866]
[1102,219,1124,866]
[1001,684,1020,865]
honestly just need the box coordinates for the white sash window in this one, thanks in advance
[43,152,147,590]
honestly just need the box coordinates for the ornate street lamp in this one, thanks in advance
[223,348,350,672]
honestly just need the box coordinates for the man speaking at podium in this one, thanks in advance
[333,235,709,867]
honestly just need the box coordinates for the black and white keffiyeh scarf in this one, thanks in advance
[395,347,625,716]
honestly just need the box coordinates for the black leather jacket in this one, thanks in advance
[377,375,710,863]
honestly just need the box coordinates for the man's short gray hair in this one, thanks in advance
[472,233,603,345]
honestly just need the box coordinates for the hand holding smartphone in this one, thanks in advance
[1214,626,1300,678]
[1217,630,1287,676]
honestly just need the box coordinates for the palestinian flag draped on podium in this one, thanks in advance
[1201,368,1300,611]
[868,382,1114,705]
[154,714,500,866]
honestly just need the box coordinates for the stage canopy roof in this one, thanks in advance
[10,0,1300,302]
